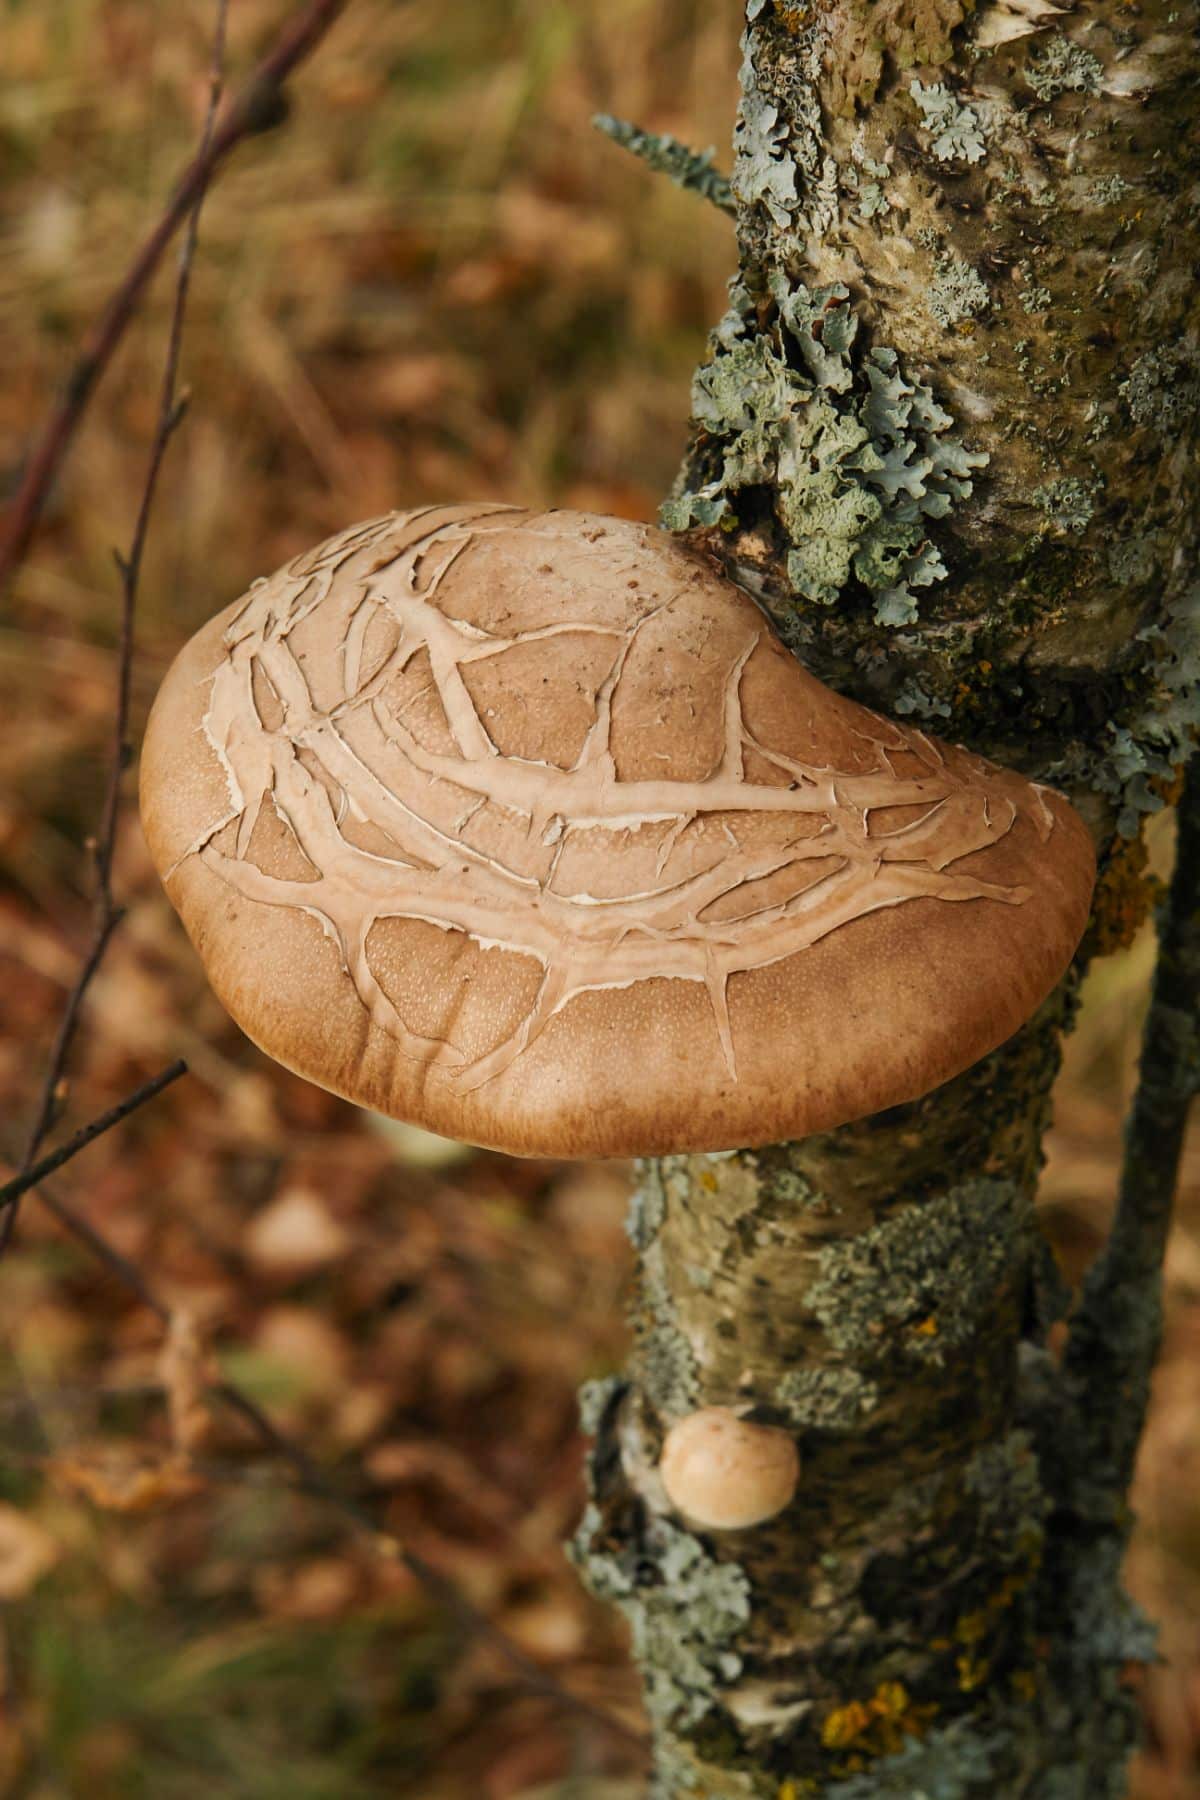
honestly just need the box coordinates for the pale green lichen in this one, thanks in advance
[964,1430,1047,1547]
[1026,34,1104,102]
[819,1715,1008,1797]
[1088,172,1132,206]
[764,1165,829,1211]
[910,79,987,165]
[577,1374,623,1437]
[731,21,836,245]
[1095,581,1200,835]
[732,64,797,228]
[1032,475,1102,535]
[777,1364,880,1431]
[928,255,991,329]
[641,1272,702,1417]
[665,277,986,627]
[1107,533,1160,588]
[572,1508,752,1730]
[1119,344,1200,434]
[649,1739,704,1798]
[804,1180,1028,1364]
[1066,1536,1158,1667]
[593,114,735,214]
[627,1159,667,1251]
[845,137,891,220]
[894,677,953,720]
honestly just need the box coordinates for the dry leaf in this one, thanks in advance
[47,1447,205,1514]
[0,1502,59,1599]
[244,1185,349,1278]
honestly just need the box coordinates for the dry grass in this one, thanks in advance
[0,3,1197,1795]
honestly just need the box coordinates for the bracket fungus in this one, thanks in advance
[140,504,1095,1158]
[660,1407,800,1531]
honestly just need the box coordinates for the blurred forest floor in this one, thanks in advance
[0,3,1197,1796]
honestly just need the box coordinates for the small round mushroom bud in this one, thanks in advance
[660,1406,799,1531]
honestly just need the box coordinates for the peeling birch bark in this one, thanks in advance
[575,0,1200,1792]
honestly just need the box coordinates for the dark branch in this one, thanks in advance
[0,1061,188,1214]
[0,0,347,597]
[1064,753,1200,1494]
[0,3,241,1254]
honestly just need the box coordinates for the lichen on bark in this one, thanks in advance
[573,0,1200,1791]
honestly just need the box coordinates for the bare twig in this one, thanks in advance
[0,1060,188,1213]
[28,1173,647,1755]
[0,4,242,1253]
[1064,753,1200,1494]
[0,0,347,597]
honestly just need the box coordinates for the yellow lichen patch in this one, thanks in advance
[821,1700,873,1750]
[1082,825,1159,958]
[946,1563,1040,1694]
[699,1170,719,1193]
[957,1648,990,1691]
[819,1680,937,1758]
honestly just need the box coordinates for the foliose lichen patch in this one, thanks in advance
[1024,34,1104,103]
[778,1365,880,1431]
[663,274,987,627]
[572,1505,753,1731]
[909,79,987,164]
[1091,580,1200,835]
[927,256,991,330]
[803,1180,1027,1364]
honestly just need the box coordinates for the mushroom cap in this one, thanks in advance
[660,1407,800,1531]
[140,504,1095,1158]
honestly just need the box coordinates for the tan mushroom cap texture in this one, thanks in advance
[140,503,1096,1159]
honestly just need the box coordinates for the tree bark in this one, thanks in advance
[574,1,1200,1793]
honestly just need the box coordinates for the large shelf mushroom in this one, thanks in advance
[140,505,1095,1158]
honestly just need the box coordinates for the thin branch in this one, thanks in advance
[97,0,230,911]
[0,2,242,1253]
[1064,753,1200,1493]
[0,0,347,597]
[28,1174,647,1756]
[13,910,124,1172]
[0,1061,188,1213]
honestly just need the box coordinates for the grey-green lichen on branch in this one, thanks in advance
[662,274,987,626]
[574,0,1200,1793]
[593,114,736,215]
[674,0,1200,828]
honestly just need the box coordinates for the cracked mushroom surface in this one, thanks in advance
[140,504,1095,1157]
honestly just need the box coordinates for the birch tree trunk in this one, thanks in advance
[574,1,1200,1793]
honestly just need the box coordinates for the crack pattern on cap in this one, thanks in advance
[177,506,1053,1090]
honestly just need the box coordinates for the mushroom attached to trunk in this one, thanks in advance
[660,1407,800,1531]
[139,505,1095,1158]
